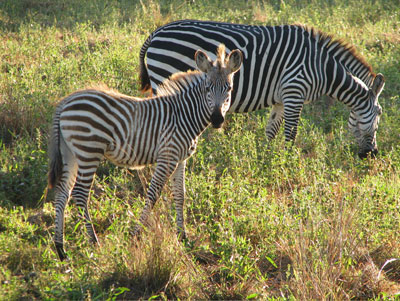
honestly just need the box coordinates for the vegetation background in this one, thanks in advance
[0,0,399,299]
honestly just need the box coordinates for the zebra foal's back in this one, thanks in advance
[54,89,167,171]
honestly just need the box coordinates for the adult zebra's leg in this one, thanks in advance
[54,144,78,261]
[283,97,304,142]
[71,162,101,246]
[266,104,284,140]
[171,160,187,240]
[133,158,178,236]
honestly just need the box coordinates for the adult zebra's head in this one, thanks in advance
[195,45,243,128]
[349,73,385,159]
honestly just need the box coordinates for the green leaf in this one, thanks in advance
[265,256,277,268]
[246,293,258,299]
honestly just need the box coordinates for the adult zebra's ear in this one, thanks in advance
[371,73,385,97]
[195,50,213,73]
[226,49,243,74]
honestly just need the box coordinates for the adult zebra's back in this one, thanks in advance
[140,20,384,158]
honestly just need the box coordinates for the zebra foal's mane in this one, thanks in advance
[55,84,139,108]
[54,72,205,110]
[157,70,204,97]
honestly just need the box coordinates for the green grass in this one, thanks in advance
[1,0,400,299]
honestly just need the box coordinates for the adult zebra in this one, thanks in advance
[140,20,384,158]
[48,45,243,261]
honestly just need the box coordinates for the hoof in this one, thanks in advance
[55,242,67,261]
[91,237,100,247]
[177,231,187,242]
[131,226,142,238]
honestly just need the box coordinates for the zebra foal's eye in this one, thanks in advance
[223,84,232,92]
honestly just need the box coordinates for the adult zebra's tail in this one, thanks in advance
[139,33,154,93]
[48,105,63,189]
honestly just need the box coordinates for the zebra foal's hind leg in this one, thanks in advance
[266,104,284,140]
[171,160,187,240]
[71,161,101,247]
[54,142,78,261]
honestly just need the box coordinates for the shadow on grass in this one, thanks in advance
[0,142,48,208]
[1,0,398,32]
[0,0,140,31]
[0,169,47,209]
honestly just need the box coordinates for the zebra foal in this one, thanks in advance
[140,20,384,158]
[48,45,243,261]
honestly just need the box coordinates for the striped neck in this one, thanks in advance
[153,73,213,139]
[327,71,371,112]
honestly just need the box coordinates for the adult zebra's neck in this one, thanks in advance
[299,24,376,88]
[326,65,371,112]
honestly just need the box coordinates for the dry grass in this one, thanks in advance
[276,198,400,300]
[95,209,209,299]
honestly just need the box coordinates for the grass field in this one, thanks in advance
[0,0,399,299]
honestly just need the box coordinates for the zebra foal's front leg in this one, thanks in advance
[132,158,178,237]
[171,160,187,240]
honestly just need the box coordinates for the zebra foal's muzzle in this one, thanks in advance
[210,109,225,128]
[210,96,231,128]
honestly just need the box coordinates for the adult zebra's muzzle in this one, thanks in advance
[358,147,378,159]
[211,110,225,128]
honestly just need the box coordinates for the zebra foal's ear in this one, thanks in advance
[195,50,213,73]
[372,73,385,97]
[226,49,243,74]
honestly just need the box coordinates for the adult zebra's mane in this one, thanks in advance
[298,24,375,79]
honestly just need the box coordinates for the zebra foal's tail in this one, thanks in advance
[48,104,63,189]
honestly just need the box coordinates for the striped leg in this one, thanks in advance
[266,104,284,140]
[133,158,178,236]
[171,160,186,240]
[71,162,100,246]
[283,98,304,142]
[54,152,78,261]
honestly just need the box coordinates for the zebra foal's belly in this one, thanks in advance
[104,155,154,170]
[104,141,157,170]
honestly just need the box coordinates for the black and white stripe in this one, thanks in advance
[140,20,384,157]
[48,45,243,260]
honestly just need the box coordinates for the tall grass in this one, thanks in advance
[0,0,399,299]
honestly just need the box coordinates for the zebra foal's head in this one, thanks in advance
[195,45,243,128]
[349,73,385,159]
